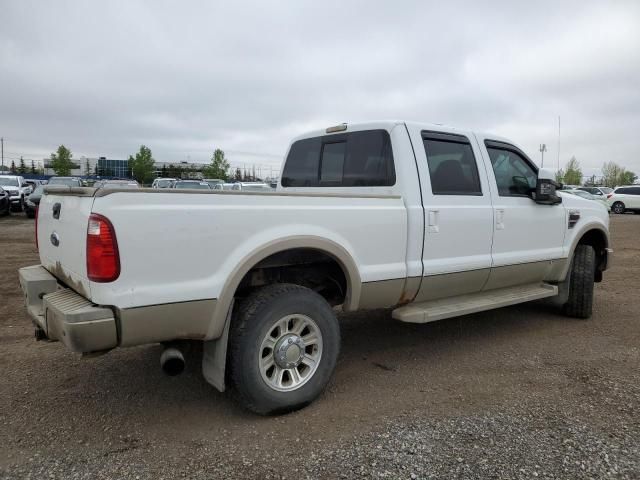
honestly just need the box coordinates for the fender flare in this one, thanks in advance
[205,235,361,341]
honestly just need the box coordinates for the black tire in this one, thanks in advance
[562,244,596,319]
[611,201,625,214]
[26,210,35,219]
[227,283,340,415]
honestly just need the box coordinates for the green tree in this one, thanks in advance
[161,164,167,177]
[601,162,636,187]
[30,160,36,174]
[128,145,155,184]
[234,168,242,181]
[50,145,74,175]
[10,160,17,174]
[619,170,637,185]
[18,156,27,174]
[84,159,91,177]
[203,148,230,180]
[562,156,582,185]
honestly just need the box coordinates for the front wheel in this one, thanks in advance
[611,201,625,214]
[562,244,596,319]
[227,283,340,415]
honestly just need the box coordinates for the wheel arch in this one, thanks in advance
[202,237,360,393]
[206,236,361,341]
[561,224,609,281]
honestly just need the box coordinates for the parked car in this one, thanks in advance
[204,179,225,188]
[151,178,177,189]
[20,121,612,415]
[577,186,613,197]
[47,176,83,187]
[0,187,10,216]
[0,175,31,211]
[231,182,273,192]
[564,189,610,213]
[607,185,640,214]
[213,183,235,190]
[172,180,212,190]
[24,185,45,218]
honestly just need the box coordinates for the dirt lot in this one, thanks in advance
[1,213,639,479]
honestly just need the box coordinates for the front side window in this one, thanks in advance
[422,133,482,195]
[485,144,537,197]
[281,130,395,187]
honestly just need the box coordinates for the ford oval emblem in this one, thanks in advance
[50,232,60,247]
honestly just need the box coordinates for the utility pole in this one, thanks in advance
[1,137,4,173]
[557,116,561,171]
[539,143,547,167]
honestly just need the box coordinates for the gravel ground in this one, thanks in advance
[1,212,639,479]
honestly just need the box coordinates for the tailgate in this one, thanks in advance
[37,187,96,298]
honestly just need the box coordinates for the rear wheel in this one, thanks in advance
[227,283,340,415]
[611,201,625,214]
[562,244,596,319]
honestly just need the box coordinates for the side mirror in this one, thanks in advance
[533,168,562,205]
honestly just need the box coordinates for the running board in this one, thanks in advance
[392,283,558,324]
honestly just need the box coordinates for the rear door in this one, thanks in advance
[627,187,640,208]
[406,128,494,301]
[38,189,95,297]
[477,137,566,289]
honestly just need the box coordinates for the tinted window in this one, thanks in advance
[281,130,395,187]
[320,142,346,184]
[629,187,640,195]
[422,134,482,195]
[616,187,631,194]
[486,145,537,196]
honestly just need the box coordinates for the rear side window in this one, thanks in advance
[422,132,482,195]
[281,130,395,187]
[619,187,640,195]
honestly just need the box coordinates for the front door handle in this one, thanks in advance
[496,209,505,230]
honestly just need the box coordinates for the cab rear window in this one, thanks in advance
[281,130,396,187]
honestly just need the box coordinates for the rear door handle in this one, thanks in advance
[428,210,439,233]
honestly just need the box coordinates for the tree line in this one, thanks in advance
[3,157,42,175]
[555,156,636,187]
[44,144,233,184]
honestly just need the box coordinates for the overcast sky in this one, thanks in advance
[1,0,639,176]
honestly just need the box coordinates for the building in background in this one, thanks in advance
[43,156,128,177]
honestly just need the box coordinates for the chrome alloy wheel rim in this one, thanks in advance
[259,314,323,392]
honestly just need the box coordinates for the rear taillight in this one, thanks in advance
[35,205,39,250]
[86,213,120,282]
[607,194,613,199]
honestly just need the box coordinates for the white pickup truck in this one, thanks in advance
[19,121,612,414]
